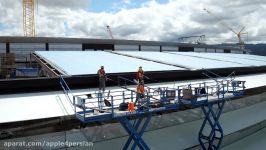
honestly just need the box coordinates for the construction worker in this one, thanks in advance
[136,66,144,83]
[136,80,145,108]
[97,66,106,92]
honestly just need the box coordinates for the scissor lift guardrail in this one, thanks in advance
[59,75,245,150]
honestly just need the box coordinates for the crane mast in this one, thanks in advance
[23,0,36,37]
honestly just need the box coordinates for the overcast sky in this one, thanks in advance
[0,0,266,44]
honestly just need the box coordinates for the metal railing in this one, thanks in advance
[59,75,245,123]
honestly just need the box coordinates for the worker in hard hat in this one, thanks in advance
[97,66,106,92]
[136,66,144,83]
[136,80,145,109]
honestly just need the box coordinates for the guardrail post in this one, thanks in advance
[207,86,209,100]
[222,84,225,99]
[131,91,133,102]
[147,96,150,110]
[111,96,114,117]
[98,92,103,110]
[218,85,220,99]
[73,96,76,114]
[123,91,125,103]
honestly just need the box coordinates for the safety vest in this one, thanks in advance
[98,69,105,77]
[137,84,144,94]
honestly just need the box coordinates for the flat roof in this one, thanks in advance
[169,52,266,66]
[0,73,265,123]
[116,51,266,69]
[35,51,182,75]
[35,51,266,76]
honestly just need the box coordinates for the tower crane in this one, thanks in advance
[203,8,246,49]
[106,25,114,39]
[23,0,36,37]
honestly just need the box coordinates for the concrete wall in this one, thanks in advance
[194,48,206,53]
[141,45,160,51]
[49,43,82,51]
[161,46,177,51]
[114,45,139,51]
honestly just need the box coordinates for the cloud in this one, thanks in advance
[0,0,266,44]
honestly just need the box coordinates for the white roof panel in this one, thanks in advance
[171,52,266,66]
[116,51,250,69]
[35,51,182,75]
[217,53,266,62]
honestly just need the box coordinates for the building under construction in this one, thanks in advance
[0,36,266,150]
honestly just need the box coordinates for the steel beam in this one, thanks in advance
[31,52,65,77]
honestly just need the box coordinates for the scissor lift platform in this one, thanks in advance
[60,75,245,150]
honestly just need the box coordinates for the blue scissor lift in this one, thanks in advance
[59,73,245,150]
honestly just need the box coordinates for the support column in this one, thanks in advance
[45,43,49,51]
[6,42,10,53]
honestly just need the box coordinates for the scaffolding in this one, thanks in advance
[0,53,16,78]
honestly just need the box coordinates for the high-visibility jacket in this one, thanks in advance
[97,69,105,77]
[136,84,144,94]
[136,70,144,80]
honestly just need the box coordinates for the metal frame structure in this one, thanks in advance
[178,35,206,44]
[31,53,65,77]
[59,74,246,150]
[23,0,36,37]
[118,114,152,150]
[198,100,225,149]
